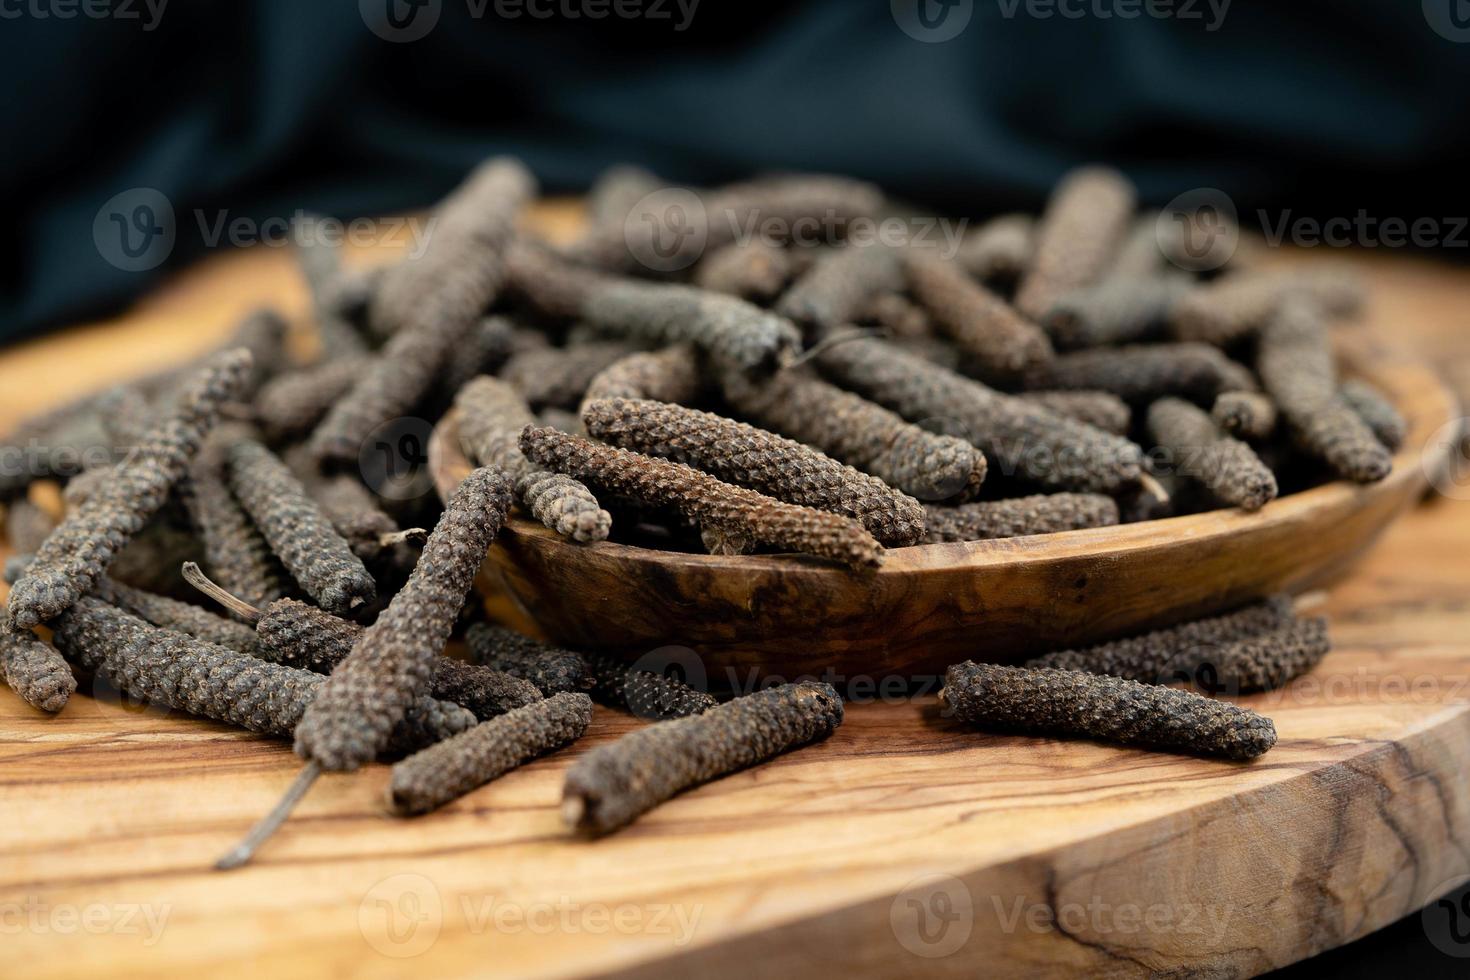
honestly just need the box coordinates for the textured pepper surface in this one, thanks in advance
[1211,391,1278,441]
[227,439,376,614]
[956,213,1035,284]
[694,240,792,301]
[1257,298,1392,483]
[583,397,924,546]
[1044,275,1191,350]
[522,426,884,567]
[454,376,611,543]
[856,291,932,339]
[776,245,904,332]
[1027,596,1297,681]
[1147,397,1278,511]
[903,251,1054,383]
[1018,391,1132,436]
[254,355,372,441]
[1339,380,1407,452]
[582,344,702,410]
[941,662,1276,760]
[93,576,263,655]
[923,494,1119,542]
[390,692,593,815]
[7,349,251,629]
[294,466,513,771]
[563,682,844,835]
[722,368,986,503]
[1212,617,1331,693]
[6,498,57,555]
[817,338,1144,495]
[502,343,637,411]
[1171,268,1364,347]
[310,159,534,463]
[181,442,290,612]
[1,615,74,713]
[1026,343,1258,405]
[52,597,476,747]
[1014,167,1137,321]
[466,624,592,695]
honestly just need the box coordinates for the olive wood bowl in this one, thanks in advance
[430,329,1459,678]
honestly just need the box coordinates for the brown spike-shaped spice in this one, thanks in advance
[694,240,793,301]
[1208,617,1331,693]
[1257,298,1391,483]
[254,355,373,442]
[903,251,1054,383]
[1211,391,1278,441]
[563,682,844,835]
[923,494,1119,542]
[454,376,611,543]
[292,215,370,356]
[1027,595,1297,679]
[722,368,986,502]
[1148,397,1278,511]
[466,623,591,696]
[6,498,57,555]
[1171,267,1364,347]
[92,574,262,655]
[955,213,1035,284]
[295,466,514,769]
[817,338,1145,495]
[1014,167,1136,321]
[1018,390,1132,436]
[1044,275,1191,351]
[775,245,904,333]
[501,342,637,411]
[855,291,933,339]
[1340,380,1407,452]
[582,397,924,546]
[1,615,74,713]
[941,662,1277,760]
[310,159,535,464]
[7,349,252,630]
[1026,342,1258,406]
[389,692,593,816]
[521,426,884,568]
[227,438,376,613]
[582,344,702,409]
[180,435,290,612]
[440,316,519,395]
[299,471,424,563]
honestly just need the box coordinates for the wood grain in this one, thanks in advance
[2,216,1470,979]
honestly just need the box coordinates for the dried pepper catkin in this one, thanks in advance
[1209,617,1331,693]
[300,471,423,562]
[817,338,1145,495]
[440,316,519,395]
[227,438,376,613]
[310,159,535,464]
[181,430,290,612]
[694,240,793,301]
[92,574,263,655]
[1257,298,1392,483]
[454,376,611,543]
[1340,380,1407,452]
[923,494,1119,543]
[1147,397,1278,511]
[1211,391,1278,441]
[1045,274,1191,351]
[7,349,251,630]
[856,291,932,339]
[941,662,1276,759]
[501,342,636,411]
[1,614,74,713]
[902,251,1054,383]
[1027,595,1296,679]
[955,213,1035,285]
[775,245,904,333]
[292,215,369,356]
[389,693,593,816]
[582,397,925,546]
[721,368,986,503]
[1014,167,1137,321]
[1018,390,1132,436]
[522,426,884,568]
[6,498,57,555]
[1026,342,1257,406]
[563,682,844,835]
[1171,267,1365,347]
[582,344,702,409]
[253,355,373,442]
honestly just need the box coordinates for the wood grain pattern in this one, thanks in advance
[2,213,1470,979]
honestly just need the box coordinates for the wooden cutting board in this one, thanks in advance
[2,212,1470,979]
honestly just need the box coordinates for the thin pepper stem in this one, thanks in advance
[182,561,264,625]
[215,761,320,871]
[377,528,427,548]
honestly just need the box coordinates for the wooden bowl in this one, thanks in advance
[431,328,1459,678]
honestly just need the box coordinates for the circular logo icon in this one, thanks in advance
[93,188,175,272]
[1423,417,1470,500]
[891,0,973,43]
[1424,0,1470,42]
[625,645,709,719]
[622,188,707,273]
[1151,643,1242,698]
[890,873,973,958]
[1157,188,1239,273]
[359,873,443,958]
[87,667,175,721]
[360,0,442,43]
[359,416,435,502]
[1423,875,1470,958]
